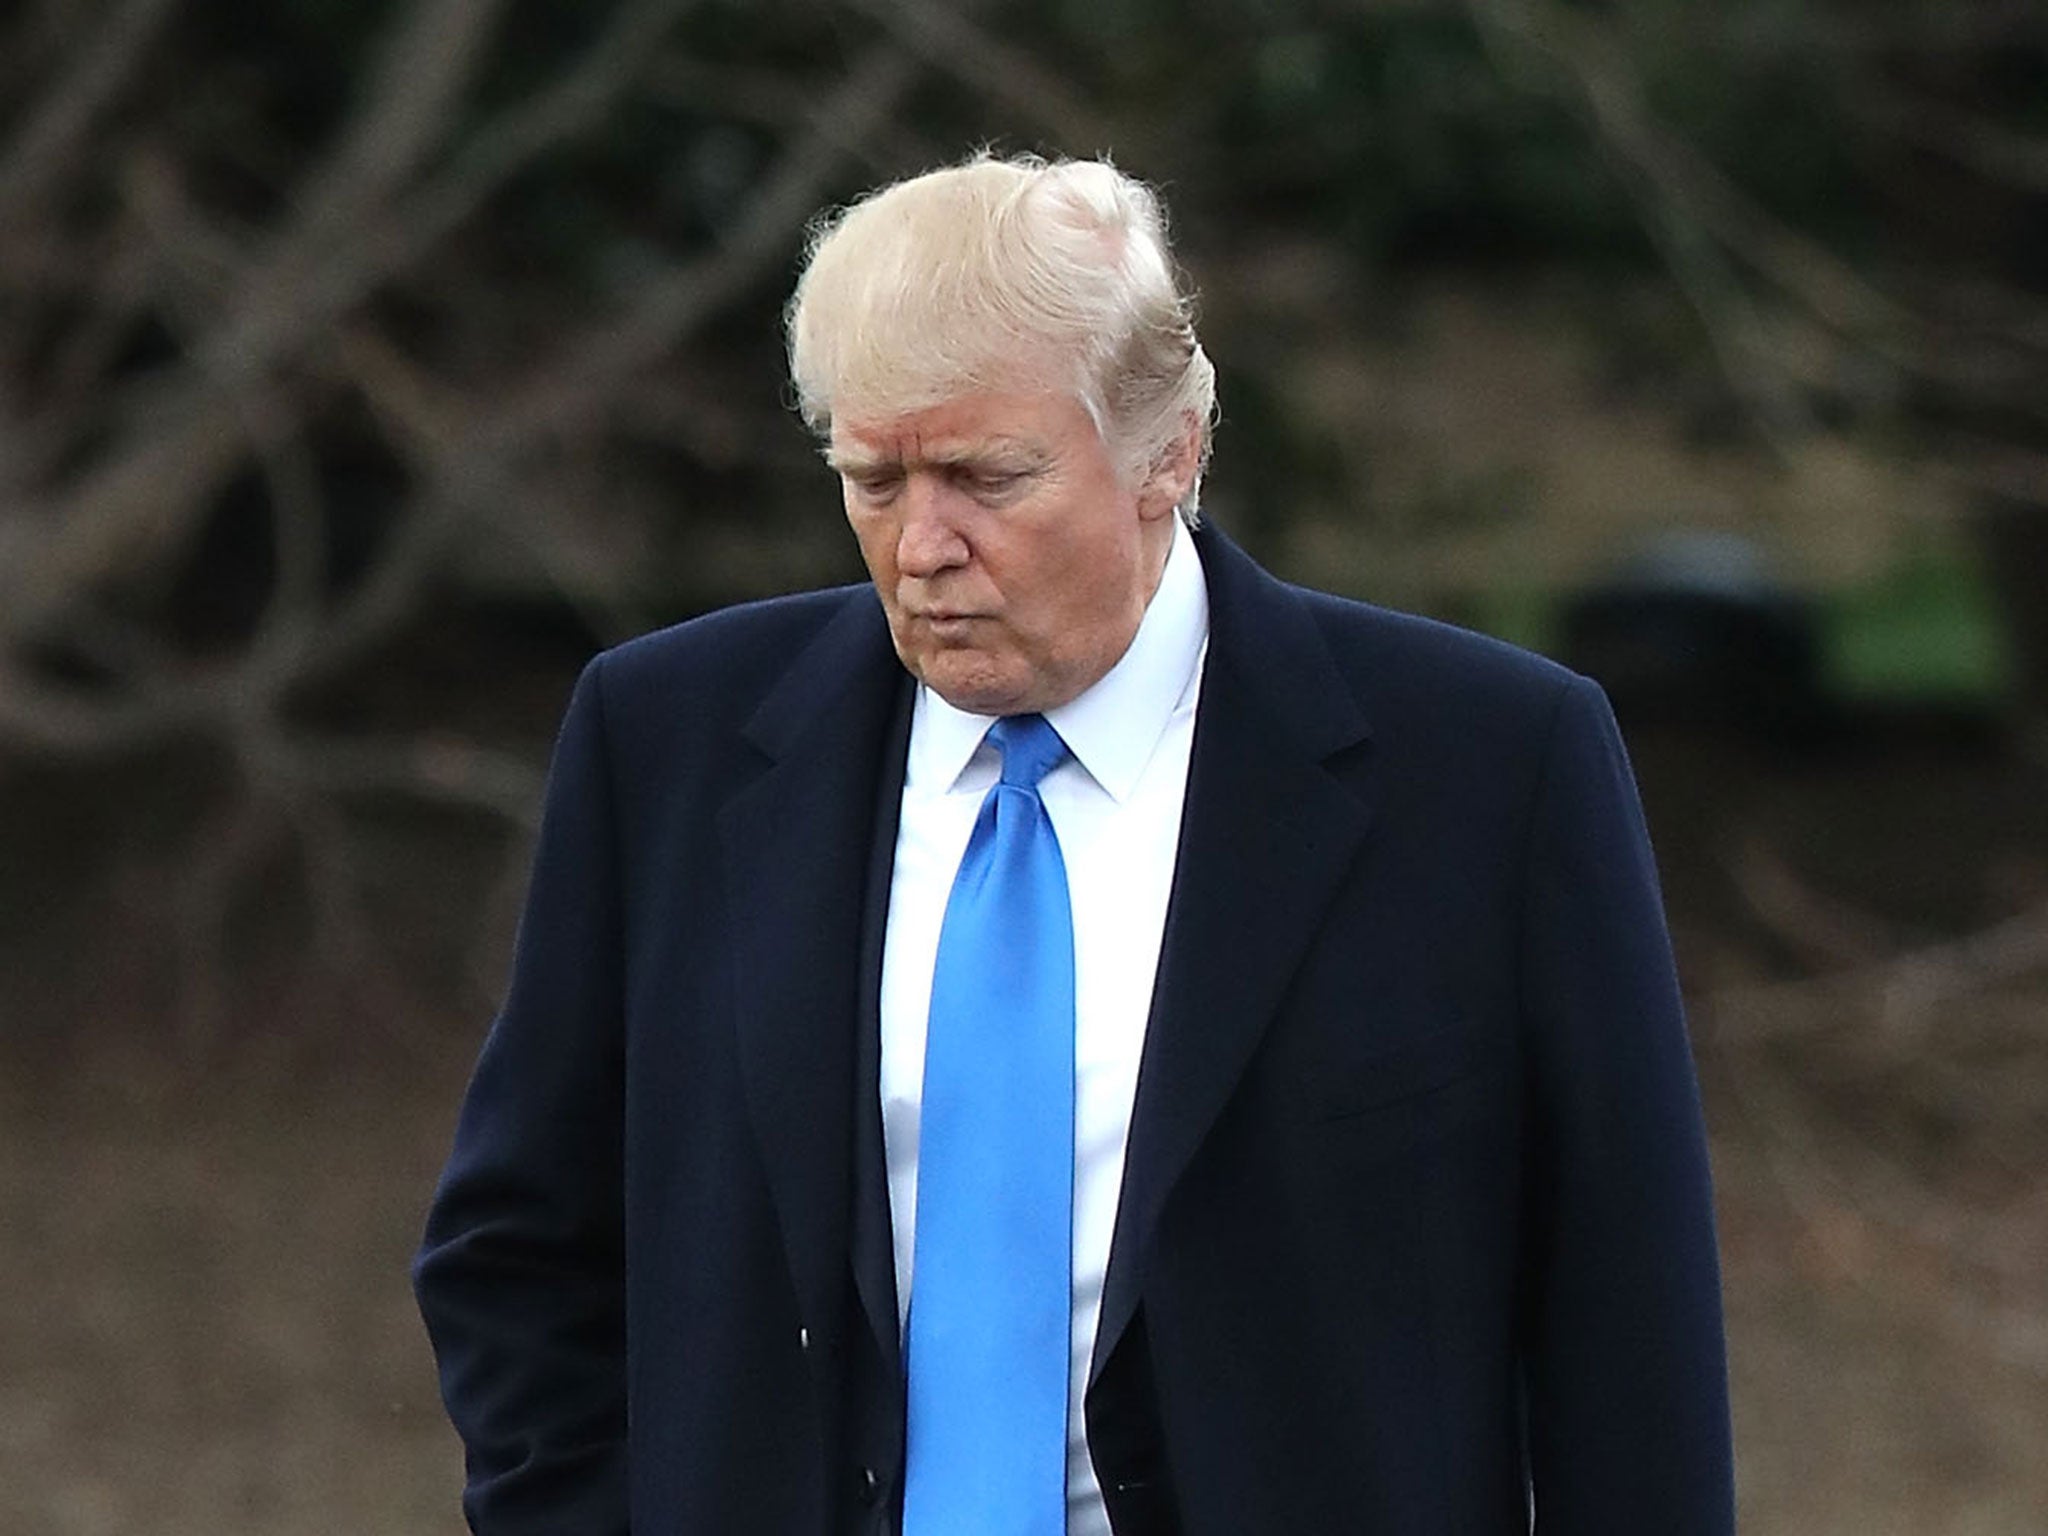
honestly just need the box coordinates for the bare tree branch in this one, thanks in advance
[1728,836,1902,969]
[0,32,922,770]
[0,389,251,646]
[289,0,515,240]
[1708,882,2048,1044]
[1711,1027,2048,1380]
[479,41,919,449]
[0,0,182,219]
[0,0,710,654]
[391,0,703,245]
[1466,0,2048,445]
[1850,85,2048,198]
[260,733,548,828]
[847,0,1125,154]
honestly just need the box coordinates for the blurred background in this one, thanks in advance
[2,0,2045,1530]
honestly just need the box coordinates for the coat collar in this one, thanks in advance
[1090,522,1377,1384]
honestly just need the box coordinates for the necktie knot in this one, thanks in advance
[988,713,1067,791]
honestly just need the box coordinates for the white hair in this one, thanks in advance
[786,152,1216,520]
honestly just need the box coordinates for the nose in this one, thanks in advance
[895,478,969,579]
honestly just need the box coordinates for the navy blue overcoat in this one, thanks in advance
[416,525,1734,1535]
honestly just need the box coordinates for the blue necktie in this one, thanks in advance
[904,713,1075,1536]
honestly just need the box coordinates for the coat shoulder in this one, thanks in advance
[1290,583,1586,736]
[575,583,874,725]
[600,583,874,691]
[562,582,893,779]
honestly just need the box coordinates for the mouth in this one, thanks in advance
[908,608,983,633]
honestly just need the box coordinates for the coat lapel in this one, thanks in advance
[1092,528,1377,1382]
[717,590,911,1378]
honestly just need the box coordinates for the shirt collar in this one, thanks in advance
[907,517,1210,802]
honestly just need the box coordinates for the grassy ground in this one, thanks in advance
[0,1037,470,1536]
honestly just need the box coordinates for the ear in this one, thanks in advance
[1136,412,1203,523]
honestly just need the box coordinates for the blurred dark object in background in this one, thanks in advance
[1975,497,2048,713]
[1561,532,1823,739]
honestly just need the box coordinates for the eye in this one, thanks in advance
[959,468,1029,503]
[846,470,903,504]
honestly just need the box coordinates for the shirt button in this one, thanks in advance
[859,1466,880,1503]
[798,1326,810,1351]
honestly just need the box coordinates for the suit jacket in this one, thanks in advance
[414,525,1734,1535]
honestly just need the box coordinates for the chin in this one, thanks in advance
[929,682,1025,717]
[917,657,1030,717]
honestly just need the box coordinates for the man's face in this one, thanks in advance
[832,389,1183,717]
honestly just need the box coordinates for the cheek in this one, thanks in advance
[847,511,897,581]
[1063,514,1140,603]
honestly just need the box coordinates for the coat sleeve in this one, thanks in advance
[1517,674,1735,1532]
[413,656,630,1536]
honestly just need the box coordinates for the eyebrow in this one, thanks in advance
[821,445,889,475]
[823,438,1046,475]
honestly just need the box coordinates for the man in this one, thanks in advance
[415,153,1734,1535]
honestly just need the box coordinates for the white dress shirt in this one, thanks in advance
[880,517,1209,1536]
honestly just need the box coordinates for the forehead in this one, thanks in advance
[828,390,1094,468]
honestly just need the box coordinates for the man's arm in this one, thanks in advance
[414,657,630,1536]
[1517,675,1736,1532]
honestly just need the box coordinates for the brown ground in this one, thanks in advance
[3,715,2045,1535]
